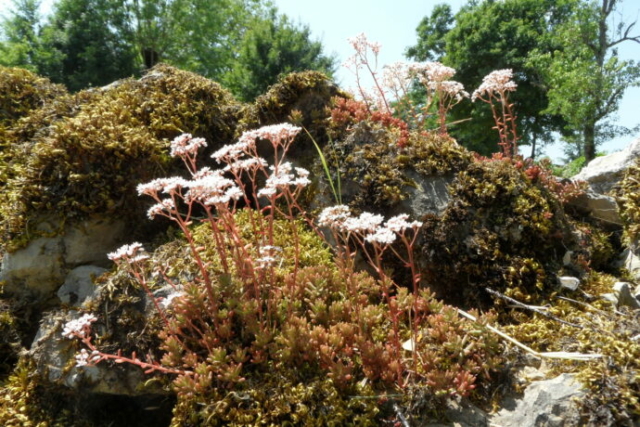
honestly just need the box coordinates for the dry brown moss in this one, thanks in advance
[500,271,640,425]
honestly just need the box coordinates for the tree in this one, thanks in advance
[221,10,336,101]
[531,0,640,161]
[0,0,43,69]
[405,4,454,62]
[38,0,139,91]
[406,0,575,157]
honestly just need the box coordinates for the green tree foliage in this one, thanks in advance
[0,0,334,97]
[222,11,336,101]
[407,0,574,157]
[530,0,640,161]
[0,0,41,69]
[407,0,640,160]
[35,0,139,91]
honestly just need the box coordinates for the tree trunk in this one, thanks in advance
[583,120,597,162]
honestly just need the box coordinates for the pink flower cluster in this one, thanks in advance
[472,69,517,101]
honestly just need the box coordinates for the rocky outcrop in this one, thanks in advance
[574,137,640,194]
[0,217,126,300]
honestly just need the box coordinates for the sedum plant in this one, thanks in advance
[61,124,503,424]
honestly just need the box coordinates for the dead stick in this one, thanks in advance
[485,287,583,329]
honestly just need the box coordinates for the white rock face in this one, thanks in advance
[0,218,126,298]
[573,137,640,194]
[0,236,65,296]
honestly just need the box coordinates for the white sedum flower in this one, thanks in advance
[62,313,98,339]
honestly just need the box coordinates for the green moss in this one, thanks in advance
[0,64,242,251]
[501,271,640,424]
[331,122,472,211]
[617,158,640,245]
[0,66,67,145]
[420,158,574,307]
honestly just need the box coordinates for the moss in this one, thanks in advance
[420,157,575,307]
[240,71,344,169]
[616,158,640,245]
[330,121,472,212]
[0,64,242,251]
[170,377,381,427]
[0,66,67,145]
[500,271,640,424]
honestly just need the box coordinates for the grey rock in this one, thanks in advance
[602,282,640,309]
[57,265,107,307]
[491,373,586,427]
[619,246,640,281]
[0,236,65,297]
[30,310,157,396]
[573,137,640,194]
[401,171,453,217]
[569,189,622,226]
[63,218,127,267]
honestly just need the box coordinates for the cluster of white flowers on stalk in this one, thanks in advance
[137,177,190,197]
[472,69,517,101]
[255,245,283,269]
[169,133,207,158]
[75,348,101,367]
[257,163,311,197]
[62,313,98,339]
[248,123,302,144]
[107,243,149,263]
[319,206,423,245]
[412,61,456,84]
[438,81,470,101]
[186,173,242,206]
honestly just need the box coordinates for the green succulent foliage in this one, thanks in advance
[420,158,573,307]
[0,64,242,251]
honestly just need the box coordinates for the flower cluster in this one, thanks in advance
[170,133,207,158]
[75,348,101,367]
[471,69,517,101]
[257,163,311,197]
[107,243,149,264]
[319,206,422,245]
[62,313,98,339]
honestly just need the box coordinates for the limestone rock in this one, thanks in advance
[30,311,159,396]
[601,282,640,309]
[619,246,640,281]
[63,218,127,267]
[573,137,640,194]
[569,189,622,226]
[57,265,107,307]
[401,171,453,217]
[491,373,586,427]
[0,236,65,297]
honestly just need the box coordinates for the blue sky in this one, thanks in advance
[1,0,638,161]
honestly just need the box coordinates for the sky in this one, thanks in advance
[1,0,639,162]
